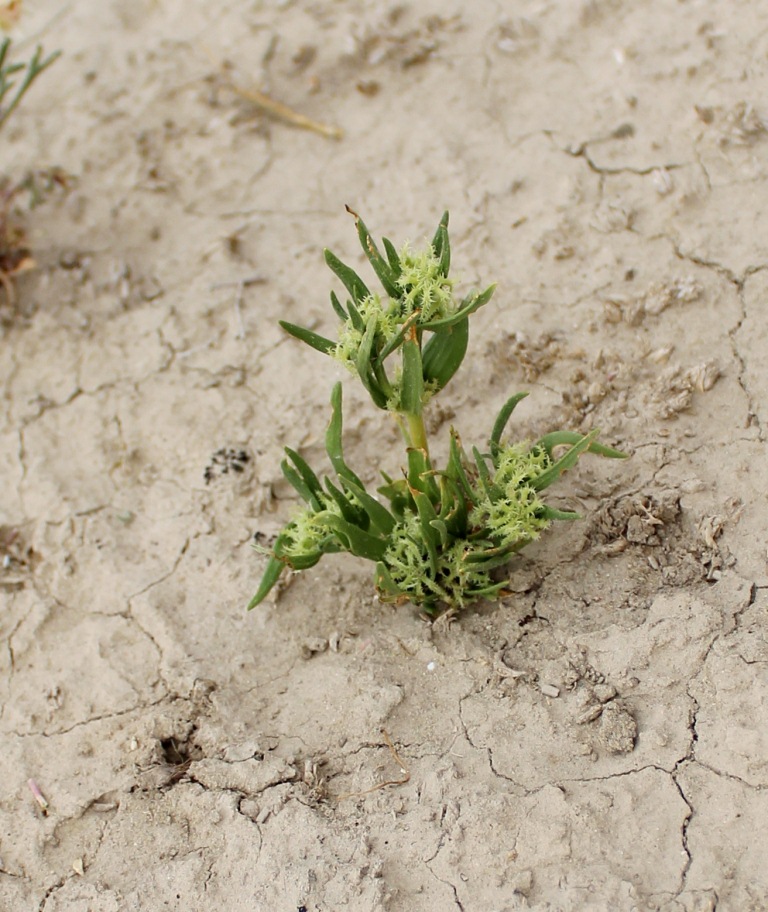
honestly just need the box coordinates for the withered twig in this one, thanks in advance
[226,78,343,140]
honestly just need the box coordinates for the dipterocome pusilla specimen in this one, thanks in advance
[249,210,626,615]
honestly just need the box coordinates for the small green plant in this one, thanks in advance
[0,37,60,133]
[0,37,60,305]
[249,210,626,615]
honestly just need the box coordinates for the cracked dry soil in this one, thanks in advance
[2,2,768,911]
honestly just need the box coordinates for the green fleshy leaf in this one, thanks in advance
[375,561,407,599]
[420,284,495,330]
[535,430,627,461]
[382,237,402,276]
[340,476,396,535]
[330,290,348,322]
[374,311,418,365]
[324,248,370,303]
[346,299,365,332]
[436,471,469,536]
[325,383,366,487]
[281,459,322,511]
[317,513,388,561]
[356,312,388,409]
[284,448,324,505]
[247,555,286,609]
[431,211,450,263]
[401,336,424,415]
[490,392,529,462]
[430,518,449,548]
[355,216,401,298]
[406,447,438,501]
[447,431,478,505]
[538,504,581,521]
[472,446,496,498]
[377,475,411,519]
[324,477,368,528]
[421,318,469,392]
[279,321,336,355]
[530,430,600,491]
[413,491,439,575]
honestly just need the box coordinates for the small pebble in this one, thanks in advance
[540,683,560,698]
[576,704,603,724]
[593,683,618,703]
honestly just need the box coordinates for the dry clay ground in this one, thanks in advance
[1,1,768,910]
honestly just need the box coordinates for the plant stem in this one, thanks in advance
[405,411,430,459]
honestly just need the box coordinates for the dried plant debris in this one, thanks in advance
[0,524,38,588]
[590,489,682,548]
[204,448,251,484]
[487,330,562,381]
[603,277,704,326]
[695,100,768,146]
[649,360,721,419]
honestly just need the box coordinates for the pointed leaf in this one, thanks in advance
[382,237,402,276]
[490,392,530,462]
[530,430,600,491]
[340,476,396,535]
[448,431,478,505]
[346,299,365,331]
[317,513,388,561]
[401,335,424,415]
[247,555,286,609]
[538,504,581,521]
[472,446,496,498]
[355,311,388,409]
[330,290,348,321]
[324,477,368,528]
[355,215,401,298]
[421,318,469,392]
[280,459,322,511]
[420,284,495,330]
[535,430,627,461]
[413,492,439,577]
[431,211,449,260]
[375,561,407,600]
[324,248,370,303]
[284,448,324,504]
[430,211,451,276]
[279,320,335,355]
[325,383,365,487]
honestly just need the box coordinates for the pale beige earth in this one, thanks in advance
[1,1,767,910]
